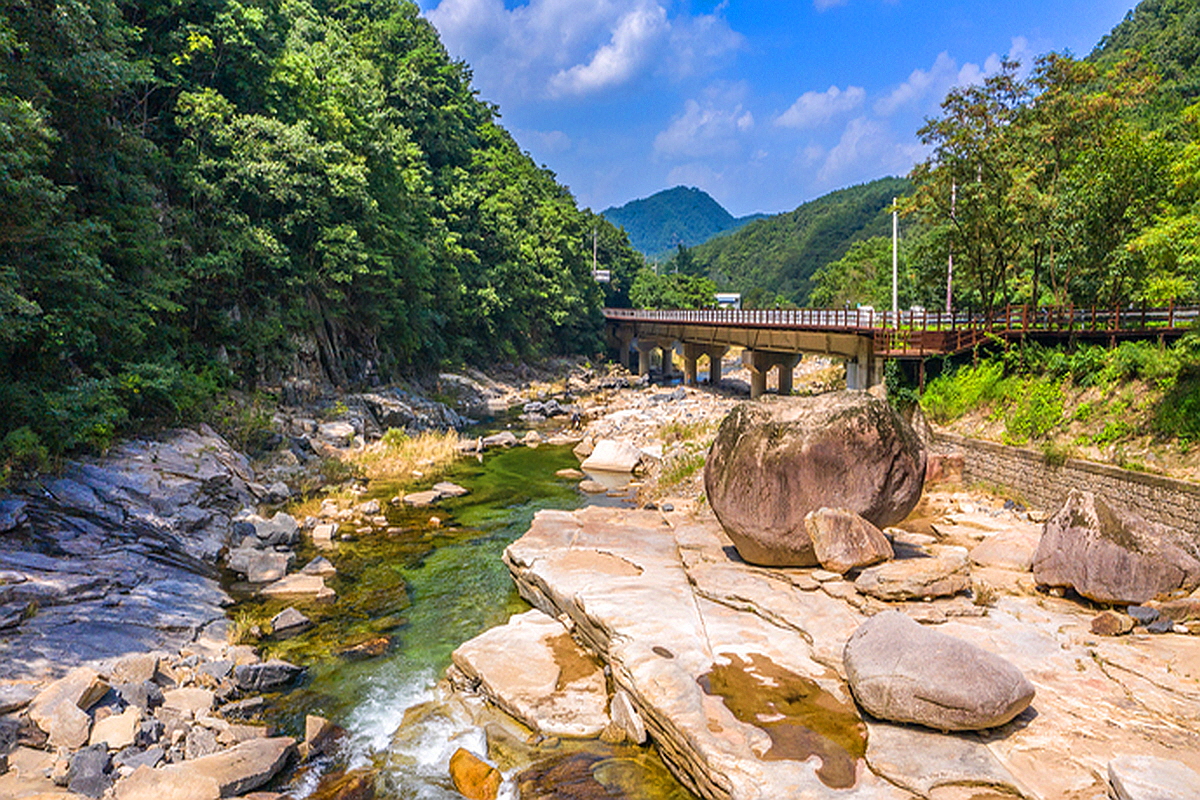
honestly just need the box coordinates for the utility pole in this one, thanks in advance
[946,182,956,314]
[592,228,597,276]
[891,197,899,325]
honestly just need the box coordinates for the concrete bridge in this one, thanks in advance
[604,304,1199,398]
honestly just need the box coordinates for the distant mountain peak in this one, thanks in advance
[601,186,762,259]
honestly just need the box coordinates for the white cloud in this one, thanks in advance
[517,128,573,155]
[814,0,849,10]
[549,5,668,97]
[775,85,865,129]
[425,0,742,101]
[874,38,1036,117]
[654,97,755,159]
[815,117,926,186]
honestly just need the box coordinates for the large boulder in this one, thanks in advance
[705,392,926,566]
[843,610,1035,731]
[580,439,643,473]
[1032,490,1200,604]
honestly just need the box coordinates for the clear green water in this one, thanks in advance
[228,443,692,799]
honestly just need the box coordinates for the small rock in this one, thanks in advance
[253,513,300,547]
[433,481,469,498]
[338,637,390,660]
[555,469,584,480]
[355,499,381,516]
[114,745,164,771]
[805,507,894,574]
[234,660,304,693]
[261,574,335,601]
[318,422,356,447]
[1146,618,1174,634]
[68,743,113,798]
[449,748,501,800]
[403,490,442,507]
[265,481,291,502]
[165,736,296,796]
[114,763,220,800]
[482,431,519,449]
[610,690,646,745]
[162,688,215,716]
[0,683,38,714]
[91,706,141,750]
[580,439,643,473]
[1108,754,1200,800]
[844,610,1035,731]
[185,725,221,760]
[271,607,313,639]
[111,654,159,685]
[578,480,607,494]
[312,523,337,551]
[29,666,110,748]
[1127,605,1159,625]
[1091,611,1134,637]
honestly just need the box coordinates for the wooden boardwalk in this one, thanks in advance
[604,304,1200,358]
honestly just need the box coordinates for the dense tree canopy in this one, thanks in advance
[0,0,640,455]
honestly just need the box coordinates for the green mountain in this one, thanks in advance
[602,186,765,260]
[684,177,912,306]
[1092,0,1200,118]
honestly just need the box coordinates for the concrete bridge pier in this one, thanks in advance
[743,350,802,399]
[615,329,635,370]
[845,338,883,390]
[682,343,728,386]
[635,340,655,376]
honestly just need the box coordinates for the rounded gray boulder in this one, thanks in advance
[843,610,1035,731]
[704,391,925,566]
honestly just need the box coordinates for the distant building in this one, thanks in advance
[715,292,742,309]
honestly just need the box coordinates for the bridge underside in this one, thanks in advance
[606,320,883,397]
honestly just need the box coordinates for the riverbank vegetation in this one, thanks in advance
[0,0,642,460]
[922,336,1200,473]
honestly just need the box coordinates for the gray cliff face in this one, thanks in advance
[0,425,255,679]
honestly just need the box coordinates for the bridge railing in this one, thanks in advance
[604,304,1200,335]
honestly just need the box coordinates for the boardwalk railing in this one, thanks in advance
[605,304,1200,356]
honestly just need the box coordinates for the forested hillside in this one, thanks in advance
[678,177,911,307]
[0,0,640,457]
[601,186,764,260]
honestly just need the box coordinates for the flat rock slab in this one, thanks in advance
[260,574,335,601]
[453,609,609,738]
[854,547,970,601]
[1108,754,1200,800]
[503,506,1200,800]
[159,736,296,796]
[579,439,643,473]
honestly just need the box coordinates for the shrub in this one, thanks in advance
[1003,378,1064,444]
[920,361,1005,422]
[1,427,50,483]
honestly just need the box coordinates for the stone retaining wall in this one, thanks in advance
[932,431,1200,536]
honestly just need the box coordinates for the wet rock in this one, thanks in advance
[1032,490,1200,604]
[338,637,389,660]
[452,609,609,738]
[843,610,1035,731]
[854,546,970,600]
[402,490,441,507]
[270,607,313,639]
[449,748,501,800]
[253,513,300,547]
[1091,610,1134,636]
[1108,754,1200,800]
[68,743,113,797]
[805,507,894,573]
[234,660,304,693]
[578,480,607,494]
[481,431,518,449]
[308,768,376,800]
[261,574,335,601]
[301,557,337,577]
[580,439,643,473]
[705,392,926,566]
[312,523,337,551]
[609,690,646,745]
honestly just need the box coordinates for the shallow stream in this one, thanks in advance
[227,442,695,799]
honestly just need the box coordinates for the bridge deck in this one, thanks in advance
[604,304,1199,357]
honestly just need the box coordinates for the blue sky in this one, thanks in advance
[416,0,1139,217]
